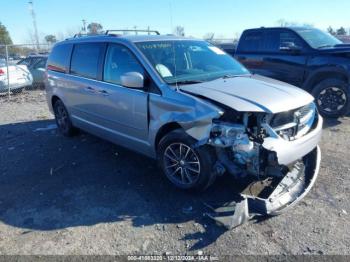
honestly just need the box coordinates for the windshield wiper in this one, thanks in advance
[221,74,238,79]
[317,44,334,49]
[170,80,205,85]
[212,74,250,81]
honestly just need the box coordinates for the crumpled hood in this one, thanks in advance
[179,74,314,113]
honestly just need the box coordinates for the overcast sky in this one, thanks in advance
[2,0,350,44]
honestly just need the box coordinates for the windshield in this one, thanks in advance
[136,40,249,84]
[294,28,342,49]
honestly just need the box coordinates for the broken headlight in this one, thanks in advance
[209,122,260,175]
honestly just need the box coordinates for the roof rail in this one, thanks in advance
[105,29,160,35]
[72,33,90,38]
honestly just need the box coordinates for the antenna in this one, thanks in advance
[82,19,87,34]
[28,1,40,51]
[169,1,174,33]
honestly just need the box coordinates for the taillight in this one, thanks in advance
[0,69,4,75]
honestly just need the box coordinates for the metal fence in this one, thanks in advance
[0,43,51,100]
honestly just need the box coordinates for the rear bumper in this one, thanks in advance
[0,79,33,93]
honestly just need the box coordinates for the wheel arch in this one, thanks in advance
[154,122,183,150]
[304,67,349,92]
[51,95,61,107]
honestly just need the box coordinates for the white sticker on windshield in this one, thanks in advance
[208,46,226,55]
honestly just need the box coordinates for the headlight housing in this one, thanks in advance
[209,122,247,147]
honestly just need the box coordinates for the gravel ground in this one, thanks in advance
[0,90,349,256]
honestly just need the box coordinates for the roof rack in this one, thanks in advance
[68,29,160,40]
[72,33,90,38]
[105,29,160,35]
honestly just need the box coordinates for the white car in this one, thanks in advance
[0,59,33,94]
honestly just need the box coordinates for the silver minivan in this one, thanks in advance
[45,31,322,227]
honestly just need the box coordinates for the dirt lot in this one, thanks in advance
[0,90,349,256]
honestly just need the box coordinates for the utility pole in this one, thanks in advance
[28,1,40,51]
[82,19,87,34]
[169,0,173,33]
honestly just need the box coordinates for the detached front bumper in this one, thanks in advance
[206,146,321,229]
[247,146,321,216]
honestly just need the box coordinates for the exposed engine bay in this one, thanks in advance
[202,103,322,228]
[207,102,318,178]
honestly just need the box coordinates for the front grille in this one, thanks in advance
[270,103,316,140]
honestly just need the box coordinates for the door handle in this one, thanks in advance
[98,89,109,96]
[85,86,95,92]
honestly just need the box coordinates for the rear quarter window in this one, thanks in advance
[17,58,31,66]
[34,58,48,69]
[238,31,263,52]
[70,43,104,79]
[47,44,73,73]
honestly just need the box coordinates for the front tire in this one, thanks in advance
[312,78,350,118]
[53,99,78,137]
[157,129,216,191]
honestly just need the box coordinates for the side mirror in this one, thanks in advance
[280,42,302,53]
[120,72,144,89]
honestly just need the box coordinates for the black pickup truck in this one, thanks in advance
[220,27,350,118]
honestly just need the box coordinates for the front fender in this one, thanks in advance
[148,91,222,156]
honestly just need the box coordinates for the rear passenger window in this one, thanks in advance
[103,44,144,86]
[70,43,104,79]
[238,32,263,52]
[18,58,31,66]
[34,58,47,69]
[280,32,303,49]
[47,44,72,73]
[263,31,280,52]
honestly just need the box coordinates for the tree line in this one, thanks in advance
[2,20,349,49]
[327,26,349,36]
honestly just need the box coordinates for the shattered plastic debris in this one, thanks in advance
[142,240,150,252]
[34,124,57,132]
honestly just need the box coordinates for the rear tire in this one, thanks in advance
[312,78,350,118]
[13,87,24,94]
[157,129,216,191]
[53,99,78,137]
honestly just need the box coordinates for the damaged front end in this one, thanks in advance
[204,102,323,229]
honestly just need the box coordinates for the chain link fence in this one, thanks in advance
[0,43,51,100]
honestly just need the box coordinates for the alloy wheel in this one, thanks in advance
[163,143,201,186]
[54,102,69,133]
[317,86,347,113]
